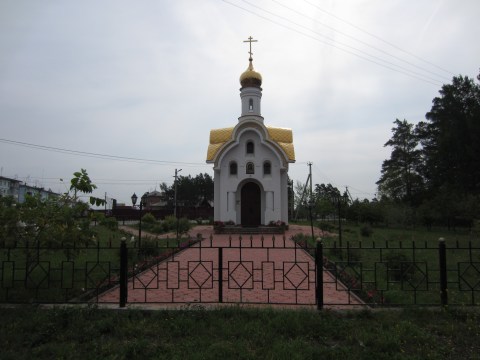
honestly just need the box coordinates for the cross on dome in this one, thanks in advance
[240,36,262,88]
[243,36,258,60]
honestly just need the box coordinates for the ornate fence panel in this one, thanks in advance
[1,235,479,308]
[317,239,480,307]
[0,240,122,304]
[102,236,318,306]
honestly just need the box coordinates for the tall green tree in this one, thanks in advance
[160,173,214,208]
[418,73,480,196]
[376,119,424,204]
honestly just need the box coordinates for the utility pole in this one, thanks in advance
[307,162,315,242]
[308,162,313,200]
[174,168,182,218]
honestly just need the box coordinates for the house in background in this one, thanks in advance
[18,184,60,203]
[0,176,60,203]
[0,176,21,199]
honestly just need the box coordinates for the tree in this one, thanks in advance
[0,169,105,263]
[376,119,424,205]
[160,173,214,208]
[419,73,480,196]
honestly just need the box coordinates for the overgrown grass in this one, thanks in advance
[0,306,479,359]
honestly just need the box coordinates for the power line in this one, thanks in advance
[301,0,455,76]
[269,0,451,81]
[222,0,444,86]
[234,0,445,85]
[0,138,209,167]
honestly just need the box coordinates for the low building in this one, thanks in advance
[18,184,60,203]
[0,176,21,199]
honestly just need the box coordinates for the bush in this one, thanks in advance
[318,221,335,232]
[161,216,192,235]
[99,216,118,231]
[151,224,164,233]
[138,239,160,258]
[385,252,413,281]
[142,213,156,224]
[177,217,192,235]
[162,216,177,232]
[360,225,373,237]
[290,233,314,247]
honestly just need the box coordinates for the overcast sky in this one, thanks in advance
[1,0,479,206]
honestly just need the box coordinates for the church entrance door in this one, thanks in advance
[241,182,261,227]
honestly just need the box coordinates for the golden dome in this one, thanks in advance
[240,59,262,88]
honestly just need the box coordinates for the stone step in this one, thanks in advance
[215,226,285,235]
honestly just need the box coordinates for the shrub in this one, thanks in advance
[162,216,177,232]
[318,221,335,232]
[177,217,192,235]
[142,213,156,224]
[385,252,413,281]
[151,224,164,233]
[360,225,373,237]
[99,216,118,231]
[160,216,192,235]
[290,233,313,247]
[138,239,160,258]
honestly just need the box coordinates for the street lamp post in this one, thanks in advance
[334,195,343,249]
[174,169,182,240]
[131,192,147,249]
[308,198,315,243]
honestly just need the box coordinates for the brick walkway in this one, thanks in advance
[98,225,364,309]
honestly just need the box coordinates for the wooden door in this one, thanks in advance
[241,182,261,227]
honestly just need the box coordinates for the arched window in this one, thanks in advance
[249,98,254,111]
[246,141,254,154]
[263,161,271,175]
[246,162,255,174]
[229,161,237,175]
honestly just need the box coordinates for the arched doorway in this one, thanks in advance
[241,182,261,227]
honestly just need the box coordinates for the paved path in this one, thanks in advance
[99,225,364,309]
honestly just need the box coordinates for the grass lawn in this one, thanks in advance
[0,306,479,359]
[0,225,200,304]
[292,222,480,306]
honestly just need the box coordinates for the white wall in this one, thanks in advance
[214,128,288,225]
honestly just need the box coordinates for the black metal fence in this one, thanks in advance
[1,236,479,308]
[315,238,480,307]
[117,238,317,307]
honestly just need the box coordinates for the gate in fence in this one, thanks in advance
[107,238,320,307]
[0,235,479,308]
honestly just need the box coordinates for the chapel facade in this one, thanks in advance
[206,38,295,226]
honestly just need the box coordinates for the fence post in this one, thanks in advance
[438,237,448,306]
[315,240,323,310]
[218,247,223,303]
[119,238,128,308]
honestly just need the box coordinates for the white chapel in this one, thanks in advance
[206,38,295,227]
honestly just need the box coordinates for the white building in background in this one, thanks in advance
[18,184,60,203]
[206,38,295,226]
[0,176,21,199]
[0,176,60,203]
